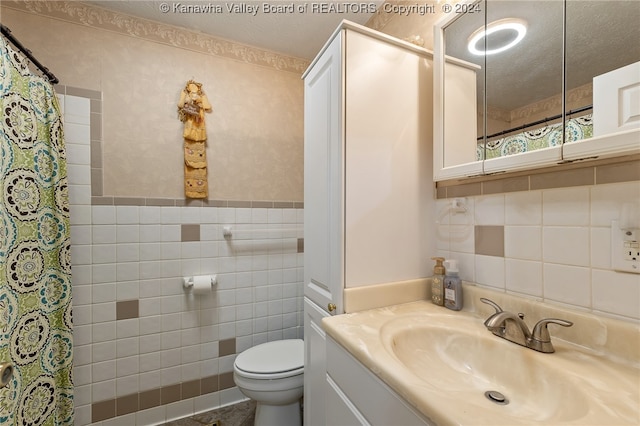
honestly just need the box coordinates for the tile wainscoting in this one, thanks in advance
[434,162,640,320]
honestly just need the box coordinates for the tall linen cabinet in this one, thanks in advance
[302,21,434,425]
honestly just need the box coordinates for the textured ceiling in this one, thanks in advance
[444,1,640,111]
[85,0,385,59]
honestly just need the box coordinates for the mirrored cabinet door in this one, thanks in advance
[563,0,640,161]
[434,0,640,182]
[482,0,564,173]
[434,2,484,180]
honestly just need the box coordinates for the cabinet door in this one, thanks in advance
[344,30,433,287]
[304,31,344,314]
[304,297,329,426]
[326,336,431,425]
[326,376,370,426]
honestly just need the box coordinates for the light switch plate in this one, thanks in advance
[611,220,640,274]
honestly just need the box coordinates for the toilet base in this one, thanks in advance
[255,399,301,426]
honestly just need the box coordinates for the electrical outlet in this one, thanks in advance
[612,220,640,273]
[624,241,640,261]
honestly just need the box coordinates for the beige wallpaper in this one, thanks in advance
[1,3,305,202]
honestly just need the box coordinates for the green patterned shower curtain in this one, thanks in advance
[0,36,74,425]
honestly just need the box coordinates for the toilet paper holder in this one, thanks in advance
[183,275,217,290]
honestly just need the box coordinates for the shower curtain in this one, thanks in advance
[0,36,74,425]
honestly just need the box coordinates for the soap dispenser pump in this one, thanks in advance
[431,257,445,306]
[444,259,463,311]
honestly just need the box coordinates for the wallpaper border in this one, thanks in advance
[4,0,310,74]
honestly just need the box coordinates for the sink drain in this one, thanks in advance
[484,390,509,405]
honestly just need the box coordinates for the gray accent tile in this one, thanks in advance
[202,375,219,394]
[205,199,228,207]
[297,238,304,253]
[161,384,181,405]
[90,140,102,168]
[181,224,201,242]
[274,201,294,208]
[91,169,103,196]
[530,167,594,190]
[251,201,273,208]
[139,388,161,410]
[177,199,205,207]
[90,196,302,207]
[475,225,505,257]
[181,379,201,400]
[146,198,176,206]
[91,196,114,205]
[66,86,102,99]
[116,393,138,416]
[219,372,236,390]
[116,300,139,320]
[91,399,115,423]
[219,338,236,356]
[448,182,482,197]
[596,160,640,185]
[483,176,529,194]
[228,200,252,208]
[90,111,102,140]
[114,197,145,206]
[90,99,102,114]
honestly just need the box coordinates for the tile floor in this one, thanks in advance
[163,400,256,426]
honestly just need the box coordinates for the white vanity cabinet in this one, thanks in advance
[327,337,433,426]
[325,336,431,426]
[302,21,433,425]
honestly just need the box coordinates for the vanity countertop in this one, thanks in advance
[322,287,640,425]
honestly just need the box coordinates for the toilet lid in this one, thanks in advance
[235,339,303,374]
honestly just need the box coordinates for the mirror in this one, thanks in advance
[483,1,563,162]
[435,0,640,181]
[440,8,484,173]
[565,1,640,145]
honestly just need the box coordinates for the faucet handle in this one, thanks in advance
[531,318,573,343]
[480,298,503,314]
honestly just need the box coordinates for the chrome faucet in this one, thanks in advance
[480,298,573,353]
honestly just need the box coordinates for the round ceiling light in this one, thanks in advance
[467,19,527,56]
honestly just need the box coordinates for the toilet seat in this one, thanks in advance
[234,339,304,380]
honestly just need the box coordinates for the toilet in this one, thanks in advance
[233,339,304,426]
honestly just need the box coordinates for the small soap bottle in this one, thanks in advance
[431,257,445,306]
[444,259,463,311]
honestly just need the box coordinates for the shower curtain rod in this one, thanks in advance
[478,104,593,141]
[1,24,59,84]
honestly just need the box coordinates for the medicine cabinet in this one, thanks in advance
[434,0,640,181]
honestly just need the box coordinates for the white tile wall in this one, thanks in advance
[62,94,304,425]
[436,182,640,320]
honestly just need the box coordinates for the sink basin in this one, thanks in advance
[381,314,589,423]
[323,299,640,425]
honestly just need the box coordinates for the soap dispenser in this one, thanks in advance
[431,257,445,306]
[444,259,463,311]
